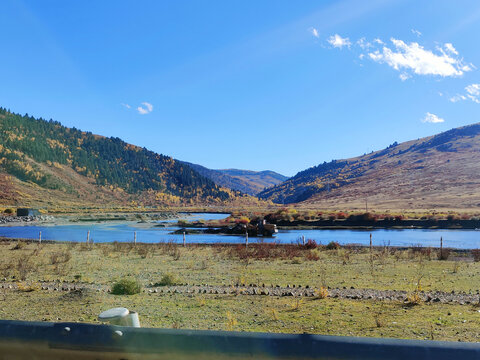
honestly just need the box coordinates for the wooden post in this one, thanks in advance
[369,233,372,260]
[87,231,90,244]
[302,235,305,246]
[134,231,137,245]
[39,231,42,243]
[440,236,443,259]
[245,230,248,248]
[183,232,186,247]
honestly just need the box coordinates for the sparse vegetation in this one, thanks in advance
[1,241,480,341]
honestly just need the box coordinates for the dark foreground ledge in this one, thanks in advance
[0,319,479,360]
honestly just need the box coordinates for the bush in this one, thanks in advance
[315,286,329,299]
[4,208,14,214]
[11,241,26,251]
[112,278,142,295]
[302,239,318,249]
[472,249,480,262]
[437,248,451,261]
[50,250,72,265]
[305,251,320,261]
[155,273,177,286]
[326,241,341,250]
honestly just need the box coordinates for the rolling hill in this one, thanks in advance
[258,123,480,211]
[0,107,241,209]
[182,162,287,195]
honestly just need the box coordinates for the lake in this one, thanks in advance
[0,213,479,249]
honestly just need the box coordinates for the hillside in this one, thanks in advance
[0,108,238,208]
[182,162,287,195]
[258,123,480,211]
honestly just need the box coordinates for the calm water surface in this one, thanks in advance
[1,213,479,249]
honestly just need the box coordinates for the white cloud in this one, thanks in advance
[368,38,470,78]
[450,83,480,103]
[121,103,131,109]
[327,34,351,49]
[310,27,319,38]
[411,29,422,37]
[422,112,445,123]
[466,83,480,97]
[444,43,458,55]
[137,102,153,115]
[373,38,384,45]
[449,94,467,103]
[399,73,410,81]
[357,37,372,49]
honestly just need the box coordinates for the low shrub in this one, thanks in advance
[325,241,341,250]
[11,241,26,251]
[155,273,177,286]
[406,291,422,306]
[302,239,318,249]
[315,286,329,299]
[305,251,320,261]
[472,249,480,262]
[437,248,451,261]
[112,278,142,295]
[50,250,72,265]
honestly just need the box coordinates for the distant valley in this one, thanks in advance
[182,162,287,196]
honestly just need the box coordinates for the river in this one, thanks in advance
[0,213,479,249]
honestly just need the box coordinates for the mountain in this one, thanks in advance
[258,123,480,211]
[0,107,240,208]
[181,162,288,195]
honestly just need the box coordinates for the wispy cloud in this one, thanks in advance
[327,34,351,49]
[356,37,372,50]
[324,34,472,81]
[121,103,131,109]
[450,83,480,103]
[368,39,470,78]
[310,27,319,38]
[422,112,445,123]
[443,43,458,55]
[411,29,422,37]
[137,102,153,115]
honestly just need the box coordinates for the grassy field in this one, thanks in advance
[1,240,480,342]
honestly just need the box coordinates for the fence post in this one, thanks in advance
[302,235,305,246]
[245,230,248,248]
[440,236,443,259]
[183,232,186,247]
[87,231,90,244]
[134,231,137,245]
[39,231,42,243]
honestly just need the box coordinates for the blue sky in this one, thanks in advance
[1,0,480,177]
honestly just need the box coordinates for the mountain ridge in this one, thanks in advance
[258,122,480,211]
[0,107,247,208]
[181,162,287,195]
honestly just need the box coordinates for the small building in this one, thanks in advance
[16,208,40,217]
